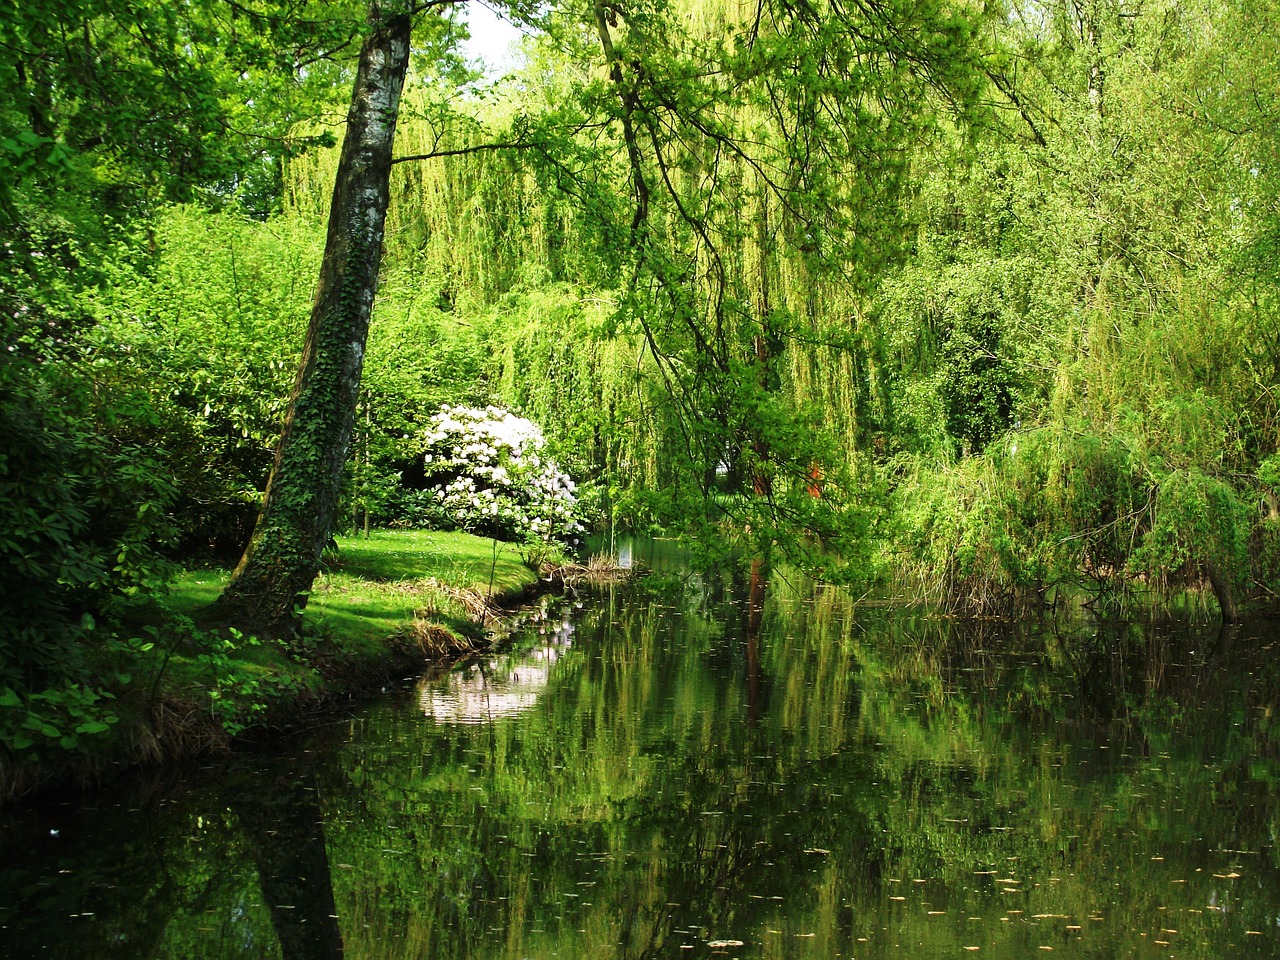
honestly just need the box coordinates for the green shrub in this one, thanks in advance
[0,349,178,690]
[1131,468,1251,614]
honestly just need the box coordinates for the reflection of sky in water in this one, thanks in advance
[419,619,574,724]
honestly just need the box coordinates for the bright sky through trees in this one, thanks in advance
[459,2,525,76]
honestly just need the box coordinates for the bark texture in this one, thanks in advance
[216,2,412,636]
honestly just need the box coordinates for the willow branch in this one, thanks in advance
[391,140,534,163]
[985,65,1051,147]
[594,1,651,235]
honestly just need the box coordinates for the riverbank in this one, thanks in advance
[0,530,589,805]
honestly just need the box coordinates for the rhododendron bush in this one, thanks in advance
[422,405,585,545]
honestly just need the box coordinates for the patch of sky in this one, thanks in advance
[458,2,526,79]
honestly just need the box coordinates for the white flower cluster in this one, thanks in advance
[423,405,584,544]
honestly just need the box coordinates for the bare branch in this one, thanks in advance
[391,140,533,163]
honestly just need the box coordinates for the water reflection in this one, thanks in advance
[419,618,573,723]
[1,573,1279,960]
[234,771,343,960]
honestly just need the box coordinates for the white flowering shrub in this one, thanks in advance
[421,405,585,545]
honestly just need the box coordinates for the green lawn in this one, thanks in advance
[168,529,540,645]
[141,529,545,737]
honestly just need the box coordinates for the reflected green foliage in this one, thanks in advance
[3,577,1278,958]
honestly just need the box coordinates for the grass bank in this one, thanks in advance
[170,530,540,643]
[1,531,546,803]
[156,530,546,732]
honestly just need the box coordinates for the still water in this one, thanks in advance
[2,570,1279,959]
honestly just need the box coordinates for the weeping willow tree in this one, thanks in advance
[542,0,987,572]
[866,0,1280,617]
[283,75,672,526]
[262,0,1280,618]
[206,0,1280,628]
[278,0,989,579]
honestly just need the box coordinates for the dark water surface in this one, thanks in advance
[3,572,1280,959]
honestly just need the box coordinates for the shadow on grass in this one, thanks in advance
[167,530,540,645]
[326,530,533,596]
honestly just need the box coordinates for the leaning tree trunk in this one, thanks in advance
[214,2,412,637]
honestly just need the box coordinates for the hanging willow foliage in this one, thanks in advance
[274,0,982,573]
[243,0,1280,615]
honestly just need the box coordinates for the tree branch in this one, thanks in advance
[594,1,651,236]
[391,140,533,163]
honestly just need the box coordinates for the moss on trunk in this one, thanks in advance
[214,3,413,638]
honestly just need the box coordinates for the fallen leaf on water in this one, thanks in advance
[707,940,745,948]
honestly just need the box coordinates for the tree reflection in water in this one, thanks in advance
[1,574,1279,960]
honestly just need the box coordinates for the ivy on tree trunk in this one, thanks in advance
[215,1,412,637]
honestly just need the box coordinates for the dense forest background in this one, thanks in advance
[3,0,1279,714]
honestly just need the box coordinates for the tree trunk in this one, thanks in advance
[1204,560,1239,623]
[214,2,412,637]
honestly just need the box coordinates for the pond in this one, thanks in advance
[2,567,1279,959]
